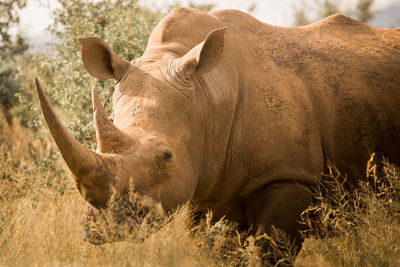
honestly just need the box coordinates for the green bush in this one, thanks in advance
[0,66,20,122]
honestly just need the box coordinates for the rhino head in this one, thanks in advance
[35,27,226,243]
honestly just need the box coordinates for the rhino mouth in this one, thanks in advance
[81,192,169,245]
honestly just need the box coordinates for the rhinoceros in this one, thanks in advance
[35,7,400,252]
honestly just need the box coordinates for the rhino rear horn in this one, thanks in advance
[92,86,133,153]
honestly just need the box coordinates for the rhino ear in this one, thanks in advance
[78,37,130,81]
[176,27,226,79]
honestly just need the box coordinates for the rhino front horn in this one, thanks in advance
[35,77,115,207]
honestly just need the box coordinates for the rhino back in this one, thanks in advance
[287,15,400,176]
[214,10,400,179]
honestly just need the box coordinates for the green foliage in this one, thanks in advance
[0,0,28,59]
[0,0,28,123]
[321,0,341,18]
[356,0,374,23]
[36,0,162,148]
[293,5,312,26]
[187,2,214,12]
[167,1,215,12]
[0,66,19,122]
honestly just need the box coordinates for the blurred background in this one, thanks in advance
[5,0,400,51]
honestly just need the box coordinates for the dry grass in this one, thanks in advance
[297,159,400,266]
[0,115,257,266]
[1,113,399,266]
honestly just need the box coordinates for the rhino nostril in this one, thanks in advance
[163,150,172,161]
[155,149,173,167]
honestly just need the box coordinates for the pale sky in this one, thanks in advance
[19,0,399,49]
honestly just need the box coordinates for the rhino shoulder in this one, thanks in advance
[320,14,365,26]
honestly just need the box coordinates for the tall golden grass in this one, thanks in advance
[1,103,399,266]
[0,112,260,266]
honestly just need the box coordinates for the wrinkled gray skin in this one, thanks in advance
[36,7,400,252]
